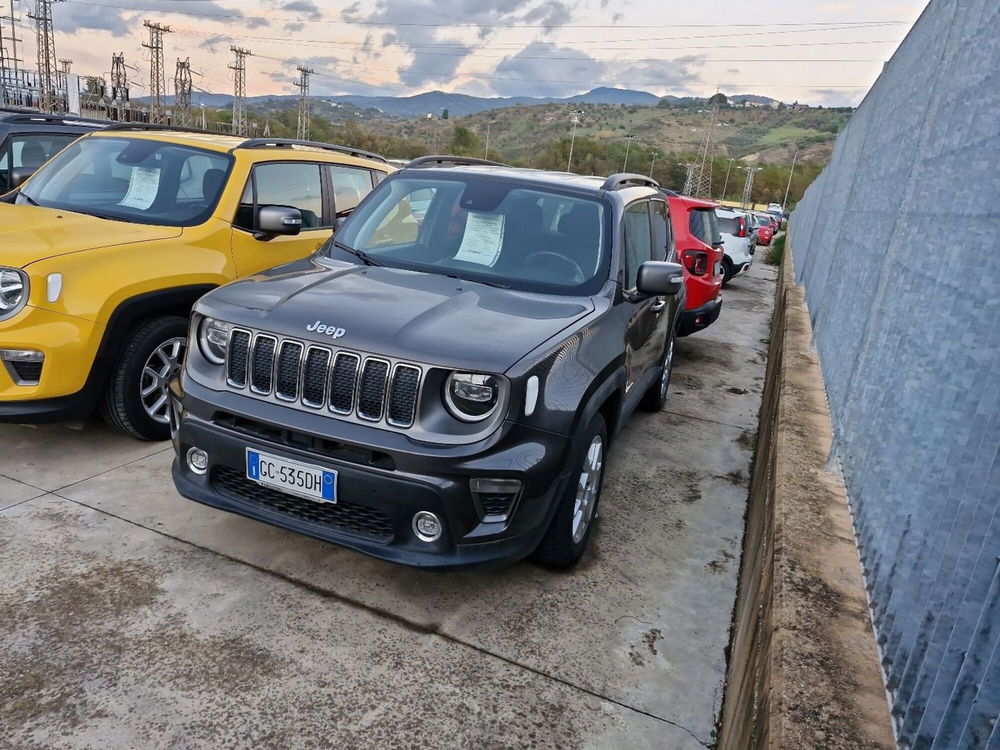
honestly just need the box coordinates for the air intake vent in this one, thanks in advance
[329,352,360,414]
[357,359,389,421]
[275,341,303,401]
[227,330,251,388]
[301,347,330,408]
[388,365,420,427]
[250,335,276,394]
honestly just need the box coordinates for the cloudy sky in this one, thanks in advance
[8,0,928,105]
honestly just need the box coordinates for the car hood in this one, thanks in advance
[204,258,595,373]
[0,204,182,268]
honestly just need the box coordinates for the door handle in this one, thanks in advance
[650,297,667,313]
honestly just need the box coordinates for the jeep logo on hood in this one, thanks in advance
[306,320,346,339]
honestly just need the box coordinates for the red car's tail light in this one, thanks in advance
[736,217,747,238]
[682,250,709,276]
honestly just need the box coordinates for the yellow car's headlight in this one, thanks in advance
[0,268,28,319]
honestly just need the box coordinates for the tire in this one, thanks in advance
[721,257,734,287]
[640,332,675,412]
[100,316,188,441]
[532,413,608,569]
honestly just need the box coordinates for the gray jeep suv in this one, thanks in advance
[170,158,685,569]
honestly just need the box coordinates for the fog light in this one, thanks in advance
[412,511,442,542]
[186,447,209,475]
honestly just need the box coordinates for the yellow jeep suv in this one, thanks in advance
[0,126,392,439]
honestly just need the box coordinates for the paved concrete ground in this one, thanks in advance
[0,262,777,749]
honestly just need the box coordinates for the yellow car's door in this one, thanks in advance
[229,161,334,276]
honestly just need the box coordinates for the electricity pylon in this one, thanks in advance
[142,20,171,124]
[174,57,192,127]
[294,64,313,140]
[110,52,128,120]
[1,0,24,107]
[689,99,720,198]
[740,166,758,209]
[229,46,251,136]
[30,0,63,112]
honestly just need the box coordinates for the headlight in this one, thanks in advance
[0,268,28,318]
[444,372,502,422]
[198,317,232,365]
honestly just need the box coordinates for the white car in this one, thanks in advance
[715,207,755,284]
[767,202,783,213]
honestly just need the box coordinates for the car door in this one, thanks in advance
[229,160,334,276]
[621,199,666,404]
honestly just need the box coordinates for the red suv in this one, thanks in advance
[666,193,724,336]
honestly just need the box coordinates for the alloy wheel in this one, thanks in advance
[572,435,604,544]
[140,337,185,424]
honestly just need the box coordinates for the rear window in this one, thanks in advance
[689,208,720,246]
[717,214,741,235]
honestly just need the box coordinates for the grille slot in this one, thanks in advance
[250,336,276,394]
[357,359,389,421]
[480,494,515,519]
[301,347,331,408]
[223,329,422,429]
[227,330,251,387]
[8,360,42,384]
[329,352,360,414]
[213,467,394,541]
[388,365,420,427]
[275,341,303,401]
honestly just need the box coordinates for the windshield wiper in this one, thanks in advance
[17,191,39,206]
[332,239,381,267]
[445,274,510,289]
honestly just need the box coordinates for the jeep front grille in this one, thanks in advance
[225,329,422,429]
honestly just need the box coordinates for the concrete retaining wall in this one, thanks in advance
[786,0,1000,745]
[718,249,893,750]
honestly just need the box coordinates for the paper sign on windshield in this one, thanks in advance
[454,212,505,267]
[119,166,161,210]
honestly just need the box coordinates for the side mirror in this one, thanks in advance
[255,206,303,241]
[637,261,684,297]
[10,168,36,190]
[712,239,725,249]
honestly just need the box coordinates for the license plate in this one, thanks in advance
[246,449,337,504]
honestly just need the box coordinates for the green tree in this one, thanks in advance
[441,108,449,120]
[449,125,481,156]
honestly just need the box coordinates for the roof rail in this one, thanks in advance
[601,173,660,191]
[405,155,509,169]
[2,112,108,128]
[99,122,220,136]
[236,138,389,164]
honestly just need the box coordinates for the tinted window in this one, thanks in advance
[0,133,78,193]
[689,208,720,246]
[253,162,324,228]
[717,213,741,235]
[650,199,671,261]
[332,175,610,296]
[329,164,375,216]
[623,201,653,290]
[17,137,231,226]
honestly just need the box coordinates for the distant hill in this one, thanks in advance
[142,87,718,118]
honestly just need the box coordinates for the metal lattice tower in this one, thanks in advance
[229,46,251,136]
[740,166,758,209]
[142,20,171,124]
[688,101,719,199]
[174,57,192,127]
[682,163,695,195]
[30,0,62,112]
[294,65,313,140]
[110,52,127,119]
[1,0,23,106]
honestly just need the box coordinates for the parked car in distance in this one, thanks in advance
[0,126,392,440]
[767,202,782,214]
[171,164,686,569]
[666,192,724,336]
[0,110,107,194]
[753,213,774,245]
[715,206,754,284]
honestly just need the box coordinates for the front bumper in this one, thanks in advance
[677,296,723,337]
[170,377,572,569]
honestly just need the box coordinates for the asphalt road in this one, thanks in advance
[0,261,777,749]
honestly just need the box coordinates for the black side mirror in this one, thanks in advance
[637,261,684,297]
[255,206,303,241]
[10,168,36,189]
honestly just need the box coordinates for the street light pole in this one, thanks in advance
[649,151,657,178]
[722,157,735,200]
[566,109,584,173]
[622,133,636,172]
[484,118,495,160]
[782,145,799,212]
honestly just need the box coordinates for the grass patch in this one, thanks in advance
[766,233,786,266]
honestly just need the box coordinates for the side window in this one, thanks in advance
[650,200,671,261]
[329,165,375,216]
[0,134,77,193]
[234,177,255,231]
[623,201,653,290]
[368,186,439,248]
[242,162,325,230]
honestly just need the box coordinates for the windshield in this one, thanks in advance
[18,136,232,226]
[329,174,610,295]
